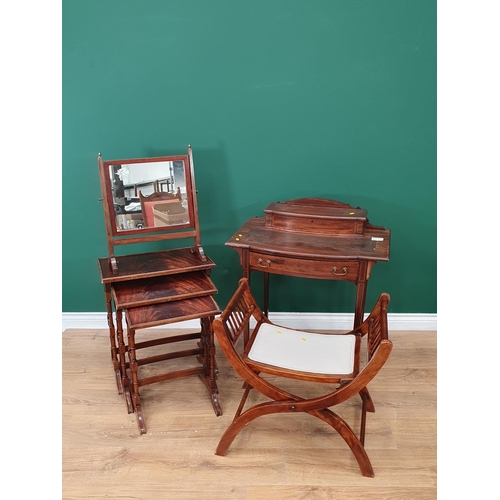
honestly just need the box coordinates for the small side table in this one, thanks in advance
[98,248,221,434]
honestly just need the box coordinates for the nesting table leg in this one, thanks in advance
[126,325,146,435]
[198,316,222,416]
[116,308,133,414]
[103,285,122,394]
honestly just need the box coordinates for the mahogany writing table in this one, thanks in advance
[226,198,390,330]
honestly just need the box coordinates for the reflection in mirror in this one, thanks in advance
[109,160,190,231]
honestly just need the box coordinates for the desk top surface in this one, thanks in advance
[226,217,390,261]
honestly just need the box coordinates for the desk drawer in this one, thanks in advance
[249,252,360,281]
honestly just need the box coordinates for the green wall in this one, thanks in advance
[62,0,436,315]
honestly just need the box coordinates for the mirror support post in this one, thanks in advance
[98,153,119,272]
[188,145,207,262]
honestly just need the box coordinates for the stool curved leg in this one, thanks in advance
[359,387,375,412]
[215,399,374,478]
[215,400,289,456]
[308,408,374,478]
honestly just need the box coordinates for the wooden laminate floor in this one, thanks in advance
[62,328,436,500]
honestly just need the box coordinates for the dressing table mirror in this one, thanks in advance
[98,146,206,272]
[97,146,221,434]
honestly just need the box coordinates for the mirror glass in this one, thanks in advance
[107,159,191,232]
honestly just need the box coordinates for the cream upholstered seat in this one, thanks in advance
[213,278,392,477]
[246,323,357,376]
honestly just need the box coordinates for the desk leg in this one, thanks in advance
[354,262,369,329]
[240,250,251,345]
[354,282,367,329]
[263,272,269,318]
[354,263,377,417]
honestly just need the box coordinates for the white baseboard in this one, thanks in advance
[62,311,436,332]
